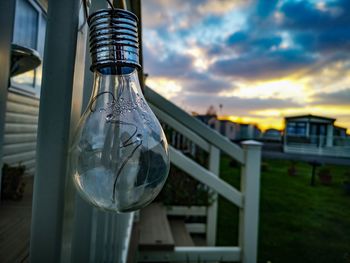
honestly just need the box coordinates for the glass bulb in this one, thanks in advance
[70,67,170,212]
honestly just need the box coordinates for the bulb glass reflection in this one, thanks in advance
[70,68,170,212]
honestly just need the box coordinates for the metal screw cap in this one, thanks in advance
[88,8,141,71]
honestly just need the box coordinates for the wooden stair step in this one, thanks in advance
[139,203,175,251]
[169,219,194,247]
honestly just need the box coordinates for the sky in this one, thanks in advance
[141,0,350,132]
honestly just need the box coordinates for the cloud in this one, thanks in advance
[280,0,349,30]
[180,93,301,115]
[226,30,282,53]
[226,31,248,45]
[311,88,350,105]
[142,0,243,33]
[294,28,350,52]
[279,0,350,52]
[256,0,279,18]
[142,0,195,28]
[141,0,350,130]
[197,0,249,15]
[143,45,194,78]
[180,72,231,93]
[211,49,315,79]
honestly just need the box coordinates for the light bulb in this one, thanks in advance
[70,9,170,212]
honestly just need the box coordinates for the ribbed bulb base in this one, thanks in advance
[87,8,141,71]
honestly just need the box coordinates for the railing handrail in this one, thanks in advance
[169,146,243,207]
[150,104,210,151]
[286,134,350,139]
[145,86,244,164]
[145,86,262,262]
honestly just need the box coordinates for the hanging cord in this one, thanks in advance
[80,0,121,31]
[78,0,89,32]
[82,0,89,20]
[81,0,126,23]
[106,0,115,9]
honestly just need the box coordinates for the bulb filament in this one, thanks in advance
[89,91,144,203]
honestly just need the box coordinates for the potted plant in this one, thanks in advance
[156,166,214,206]
[343,172,350,195]
[1,163,26,201]
[318,167,332,185]
[288,161,297,176]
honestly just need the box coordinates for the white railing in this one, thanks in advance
[284,135,350,157]
[142,87,262,263]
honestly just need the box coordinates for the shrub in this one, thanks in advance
[1,163,26,201]
[156,165,215,206]
[318,167,332,185]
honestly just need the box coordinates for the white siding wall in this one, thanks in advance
[2,91,39,175]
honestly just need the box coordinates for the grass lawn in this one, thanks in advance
[216,157,350,263]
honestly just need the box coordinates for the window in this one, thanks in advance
[11,0,46,96]
[287,122,296,135]
[287,122,306,136]
[296,122,306,136]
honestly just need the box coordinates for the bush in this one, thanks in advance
[156,165,215,206]
[343,171,350,195]
[287,161,297,176]
[318,167,332,185]
[1,163,26,201]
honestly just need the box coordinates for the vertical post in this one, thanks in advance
[108,213,116,262]
[239,140,262,263]
[89,208,99,261]
[70,0,107,262]
[326,124,333,147]
[60,2,91,261]
[310,163,317,186]
[0,0,15,200]
[70,199,94,262]
[30,0,81,261]
[94,210,107,262]
[283,119,287,152]
[206,145,220,246]
[171,131,176,146]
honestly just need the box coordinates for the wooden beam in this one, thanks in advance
[169,219,194,246]
[139,203,175,251]
[166,206,207,216]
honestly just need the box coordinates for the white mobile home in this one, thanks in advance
[283,114,350,157]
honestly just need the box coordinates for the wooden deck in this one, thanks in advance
[0,176,33,263]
